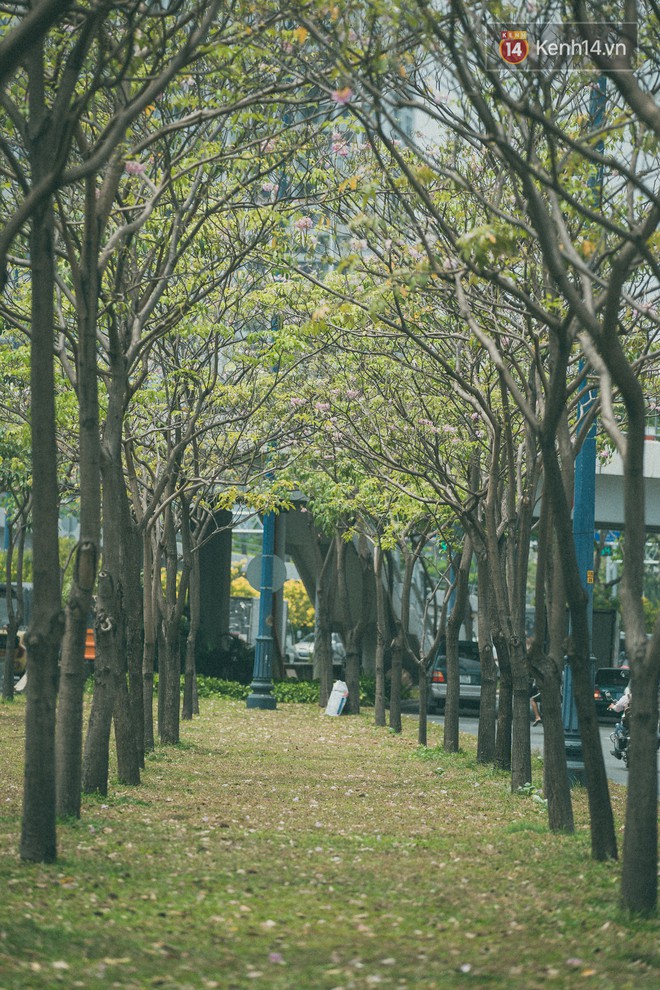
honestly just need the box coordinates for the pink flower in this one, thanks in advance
[294,216,314,231]
[331,87,353,104]
[315,402,331,413]
[124,161,146,176]
[346,389,360,399]
[289,397,305,406]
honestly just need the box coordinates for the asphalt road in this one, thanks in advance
[408,709,659,787]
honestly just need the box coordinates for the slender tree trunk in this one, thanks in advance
[21,124,63,858]
[313,541,334,708]
[56,542,97,816]
[56,173,102,817]
[608,355,660,912]
[418,664,428,746]
[536,488,574,833]
[336,532,371,716]
[444,536,471,753]
[494,624,512,772]
[81,572,115,796]
[389,633,402,733]
[476,554,496,764]
[374,545,387,727]
[183,531,200,721]
[142,530,157,751]
[161,501,182,745]
[122,495,144,768]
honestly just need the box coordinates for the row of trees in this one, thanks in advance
[1,1,658,914]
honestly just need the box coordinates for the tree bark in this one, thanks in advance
[20,75,64,859]
[142,530,157,752]
[313,541,334,708]
[476,553,496,764]
[56,172,102,814]
[373,544,387,727]
[444,536,472,753]
[389,634,402,733]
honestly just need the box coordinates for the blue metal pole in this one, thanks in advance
[246,510,277,709]
[563,370,596,780]
[247,309,281,710]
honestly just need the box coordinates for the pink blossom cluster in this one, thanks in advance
[315,401,331,412]
[294,216,314,231]
[331,87,353,105]
[331,131,350,157]
[124,161,146,176]
[289,397,305,407]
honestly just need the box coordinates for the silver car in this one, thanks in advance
[428,654,482,714]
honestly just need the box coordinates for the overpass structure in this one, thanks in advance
[595,439,660,531]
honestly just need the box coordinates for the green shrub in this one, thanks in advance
[273,680,320,703]
[359,675,411,706]
[195,676,251,700]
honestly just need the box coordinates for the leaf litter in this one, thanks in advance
[0,696,658,989]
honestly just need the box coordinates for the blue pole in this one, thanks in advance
[247,310,281,710]
[246,511,277,709]
[563,369,597,780]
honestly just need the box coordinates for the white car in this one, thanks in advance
[293,633,345,664]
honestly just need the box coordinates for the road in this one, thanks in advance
[410,710,659,787]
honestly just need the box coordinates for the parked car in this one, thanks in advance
[292,633,345,664]
[593,666,630,719]
[428,652,483,714]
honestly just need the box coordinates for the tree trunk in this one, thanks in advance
[494,627,512,772]
[160,500,182,745]
[121,495,144,768]
[476,554,496,764]
[313,541,334,708]
[389,634,402,733]
[373,545,387,727]
[20,102,63,861]
[444,536,471,753]
[142,530,157,751]
[418,664,428,747]
[537,502,574,834]
[183,531,200,721]
[81,572,115,796]
[56,542,96,817]
[56,172,102,817]
[335,532,371,716]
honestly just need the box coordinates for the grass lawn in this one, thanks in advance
[0,695,658,990]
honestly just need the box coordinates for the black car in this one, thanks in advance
[593,666,630,718]
[428,653,483,714]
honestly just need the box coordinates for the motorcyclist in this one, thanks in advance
[609,684,631,761]
[608,684,631,717]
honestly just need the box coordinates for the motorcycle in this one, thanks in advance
[605,690,630,768]
[610,713,630,767]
